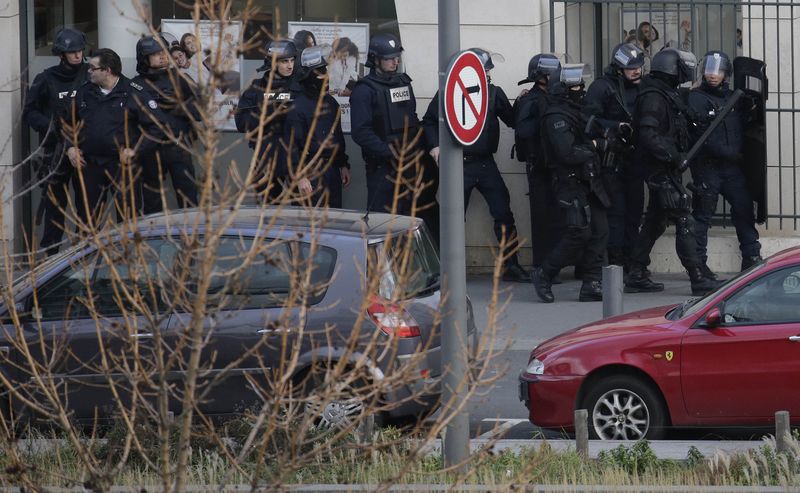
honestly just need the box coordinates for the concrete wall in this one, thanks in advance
[0,1,22,252]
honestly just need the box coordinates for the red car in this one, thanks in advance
[520,246,800,440]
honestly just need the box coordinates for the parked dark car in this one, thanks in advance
[0,207,477,426]
[520,246,800,440]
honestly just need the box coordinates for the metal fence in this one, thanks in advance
[550,0,800,231]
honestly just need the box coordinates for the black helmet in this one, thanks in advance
[366,33,403,68]
[256,39,298,72]
[548,63,588,96]
[650,48,697,85]
[469,48,494,71]
[518,53,561,85]
[52,28,87,55]
[298,45,330,80]
[136,35,167,74]
[699,50,732,81]
[610,43,645,70]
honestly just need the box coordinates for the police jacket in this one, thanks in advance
[584,69,638,130]
[422,84,514,157]
[350,70,421,164]
[71,76,164,159]
[513,85,548,163]
[285,79,350,171]
[633,75,690,172]
[131,68,200,143]
[687,81,744,162]
[236,75,293,176]
[541,98,596,175]
[22,61,88,147]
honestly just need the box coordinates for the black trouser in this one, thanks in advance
[140,145,197,215]
[75,156,122,226]
[38,152,73,255]
[605,165,646,256]
[629,173,702,271]
[464,156,519,262]
[541,178,608,282]
[527,163,564,267]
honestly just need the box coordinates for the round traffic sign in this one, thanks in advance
[444,51,489,146]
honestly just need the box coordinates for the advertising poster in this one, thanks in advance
[289,21,371,132]
[622,8,694,55]
[161,19,243,130]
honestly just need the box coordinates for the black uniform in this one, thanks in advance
[235,74,294,202]
[131,69,200,214]
[70,76,164,223]
[627,75,704,279]
[22,60,88,254]
[688,82,761,267]
[584,69,644,265]
[286,78,350,207]
[350,71,439,239]
[422,85,523,267]
[539,97,609,289]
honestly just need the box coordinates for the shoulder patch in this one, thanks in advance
[553,120,566,130]
[130,81,144,91]
[148,100,158,109]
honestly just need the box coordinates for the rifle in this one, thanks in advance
[677,88,744,171]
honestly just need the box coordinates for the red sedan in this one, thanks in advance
[519,246,800,440]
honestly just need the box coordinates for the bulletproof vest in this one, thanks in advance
[636,84,691,152]
[43,63,88,138]
[541,99,588,170]
[465,84,500,156]
[593,74,637,123]
[690,85,743,159]
[357,72,420,145]
[512,86,548,163]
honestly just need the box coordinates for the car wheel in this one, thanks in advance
[297,368,378,439]
[582,375,666,440]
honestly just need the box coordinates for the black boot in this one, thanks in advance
[700,263,721,282]
[579,280,603,302]
[624,266,665,293]
[741,255,763,271]
[688,266,723,296]
[573,265,585,280]
[503,261,532,283]
[532,267,554,303]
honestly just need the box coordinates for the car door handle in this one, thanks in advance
[132,332,153,339]
[256,322,281,334]
[789,336,800,342]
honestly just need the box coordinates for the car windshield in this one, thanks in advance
[368,226,440,300]
[680,260,766,318]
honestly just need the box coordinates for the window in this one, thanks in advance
[35,253,98,320]
[722,266,800,324]
[33,0,98,56]
[368,227,440,300]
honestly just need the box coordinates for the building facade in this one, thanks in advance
[3,0,798,271]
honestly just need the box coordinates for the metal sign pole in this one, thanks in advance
[438,0,469,471]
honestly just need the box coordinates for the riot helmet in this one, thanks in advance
[611,43,645,70]
[135,35,168,74]
[469,48,495,71]
[518,53,561,85]
[256,39,298,73]
[700,50,732,85]
[650,48,697,85]
[298,45,331,82]
[548,63,590,103]
[52,28,87,55]
[366,33,403,69]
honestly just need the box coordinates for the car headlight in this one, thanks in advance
[526,358,544,375]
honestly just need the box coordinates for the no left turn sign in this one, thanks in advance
[444,51,488,146]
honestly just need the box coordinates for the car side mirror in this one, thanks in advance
[702,307,722,328]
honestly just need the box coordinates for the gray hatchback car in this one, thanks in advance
[0,207,478,426]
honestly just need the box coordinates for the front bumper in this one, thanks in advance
[519,371,583,430]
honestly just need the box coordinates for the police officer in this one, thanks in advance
[584,43,645,270]
[531,64,609,303]
[236,39,297,203]
[286,45,351,207]
[65,48,163,224]
[22,27,88,255]
[422,48,529,282]
[688,51,762,273]
[513,54,562,270]
[350,33,439,241]
[626,48,721,295]
[132,35,200,214]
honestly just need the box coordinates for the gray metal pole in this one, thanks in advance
[574,409,589,458]
[602,265,623,319]
[775,410,791,454]
[438,0,469,472]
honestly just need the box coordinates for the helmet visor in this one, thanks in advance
[301,44,331,69]
[537,56,561,75]
[678,50,698,83]
[560,63,590,86]
[703,53,728,77]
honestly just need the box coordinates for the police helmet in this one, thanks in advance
[135,35,167,74]
[366,33,403,68]
[610,43,645,70]
[518,53,561,85]
[298,45,331,80]
[469,48,494,71]
[650,48,697,85]
[52,28,87,55]
[548,63,589,96]
[256,39,298,72]
[700,50,732,81]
